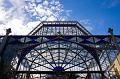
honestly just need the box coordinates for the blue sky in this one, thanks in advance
[61,0,120,34]
[0,0,120,35]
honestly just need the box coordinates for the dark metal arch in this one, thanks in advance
[17,45,103,78]
[15,36,103,71]
[19,47,91,71]
[16,39,101,71]
[14,39,105,79]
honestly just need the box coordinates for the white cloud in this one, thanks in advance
[0,0,71,35]
[0,8,7,21]
[47,16,57,21]
[35,0,42,3]
[26,21,40,30]
[43,0,49,6]
[0,0,4,5]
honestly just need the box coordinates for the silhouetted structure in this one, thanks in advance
[0,21,120,79]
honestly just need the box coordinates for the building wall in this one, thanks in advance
[110,53,120,76]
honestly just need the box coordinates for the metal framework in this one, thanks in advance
[0,21,120,79]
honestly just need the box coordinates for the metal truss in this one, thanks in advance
[0,21,120,79]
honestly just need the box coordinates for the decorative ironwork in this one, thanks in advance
[0,21,120,79]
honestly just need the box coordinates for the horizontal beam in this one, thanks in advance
[14,71,105,74]
[0,35,120,45]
